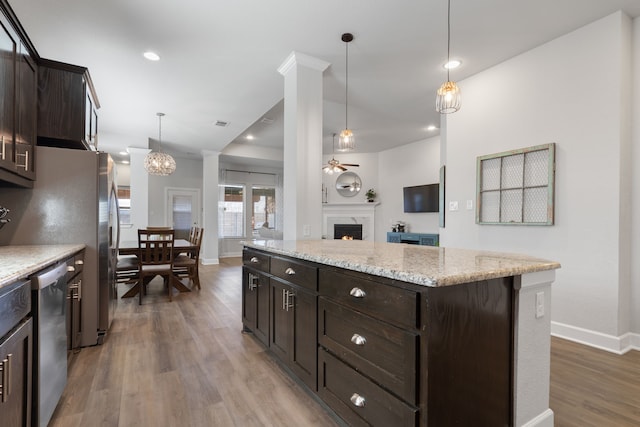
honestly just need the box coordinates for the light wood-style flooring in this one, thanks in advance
[49,258,639,426]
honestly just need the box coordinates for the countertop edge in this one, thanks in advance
[0,244,86,289]
[242,240,561,287]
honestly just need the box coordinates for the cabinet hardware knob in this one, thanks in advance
[350,392,366,408]
[351,334,367,346]
[75,260,84,265]
[67,266,76,272]
[284,267,296,275]
[250,257,259,263]
[349,287,366,298]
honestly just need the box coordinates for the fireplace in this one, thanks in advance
[334,224,363,240]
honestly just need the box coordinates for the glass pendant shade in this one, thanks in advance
[144,112,176,176]
[337,129,355,151]
[144,151,176,176]
[436,81,461,114]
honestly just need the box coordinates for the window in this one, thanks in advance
[117,186,131,225]
[219,185,244,237]
[476,143,555,225]
[252,186,276,235]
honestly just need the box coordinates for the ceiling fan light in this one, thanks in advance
[436,81,461,114]
[337,129,355,151]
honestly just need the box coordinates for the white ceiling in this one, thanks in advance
[10,0,640,166]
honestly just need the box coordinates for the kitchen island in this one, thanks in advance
[242,239,560,427]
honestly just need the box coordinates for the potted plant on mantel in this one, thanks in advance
[365,188,377,203]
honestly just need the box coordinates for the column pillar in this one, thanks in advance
[278,52,330,240]
[201,150,220,265]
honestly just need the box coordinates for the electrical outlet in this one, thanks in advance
[303,225,311,237]
[449,201,459,211]
[535,291,545,318]
[466,200,473,210]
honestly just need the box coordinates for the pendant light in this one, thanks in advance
[338,33,355,151]
[144,112,176,176]
[436,0,461,114]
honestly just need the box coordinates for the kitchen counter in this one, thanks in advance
[243,239,560,286]
[243,239,561,426]
[0,244,85,289]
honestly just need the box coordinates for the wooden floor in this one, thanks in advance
[49,258,640,427]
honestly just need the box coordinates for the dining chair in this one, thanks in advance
[116,255,139,286]
[137,228,177,304]
[173,227,203,289]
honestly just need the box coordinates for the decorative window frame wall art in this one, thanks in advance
[476,143,555,225]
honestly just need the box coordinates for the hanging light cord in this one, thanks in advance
[446,0,451,82]
[345,40,349,129]
[157,112,165,152]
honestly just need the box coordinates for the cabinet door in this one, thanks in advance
[0,317,33,427]
[242,269,258,332]
[0,18,16,172]
[291,287,317,390]
[242,269,269,347]
[270,279,291,362]
[14,41,36,179]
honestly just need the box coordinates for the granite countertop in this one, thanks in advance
[0,244,85,289]
[243,239,561,287]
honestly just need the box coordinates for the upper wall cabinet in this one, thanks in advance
[0,1,37,187]
[37,58,99,151]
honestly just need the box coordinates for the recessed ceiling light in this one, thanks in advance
[143,51,160,61]
[444,60,461,69]
[246,135,254,140]
[119,151,128,156]
[427,125,437,131]
[122,160,130,165]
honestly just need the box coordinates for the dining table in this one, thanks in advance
[118,239,197,298]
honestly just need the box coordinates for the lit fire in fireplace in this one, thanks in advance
[341,235,354,240]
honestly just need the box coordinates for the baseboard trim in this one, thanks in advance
[521,409,554,427]
[551,321,640,354]
[200,257,220,265]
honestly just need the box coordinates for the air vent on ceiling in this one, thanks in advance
[215,120,229,127]
[260,117,274,124]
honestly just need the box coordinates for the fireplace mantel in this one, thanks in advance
[322,202,379,241]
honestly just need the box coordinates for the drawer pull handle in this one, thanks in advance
[0,354,11,402]
[350,392,366,408]
[285,267,296,275]
[351,334,367,346]
[349,287,366,298]
[250,257,259,263]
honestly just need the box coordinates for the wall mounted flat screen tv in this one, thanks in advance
[403,184,439,213]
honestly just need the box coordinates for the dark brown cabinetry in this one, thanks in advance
[65,252,84,351]
[37,59,99,151]
[241,249,318,391]
[0,2,37,187]
[0,280,33,427]
[242,245,516,427]
[242,269,270,347]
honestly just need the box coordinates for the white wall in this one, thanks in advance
[443,12,637,351]
[631,16,640,335]
[375,137,441,241]
[148,157,203,227]
[322,152,379,204]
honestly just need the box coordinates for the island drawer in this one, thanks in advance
[318,348,418,427]
[271,256,318,291]
[243,249,270,273]
[319,269,418,329]
[319,297,417,403]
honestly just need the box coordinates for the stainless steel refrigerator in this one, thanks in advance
[1,145,119,347]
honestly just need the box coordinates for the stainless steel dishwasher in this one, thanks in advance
[32,261,68,427]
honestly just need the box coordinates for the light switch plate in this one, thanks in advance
[449,201,459,211]
[466,200,473,210]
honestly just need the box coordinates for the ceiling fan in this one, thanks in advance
[323,134,359,174]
